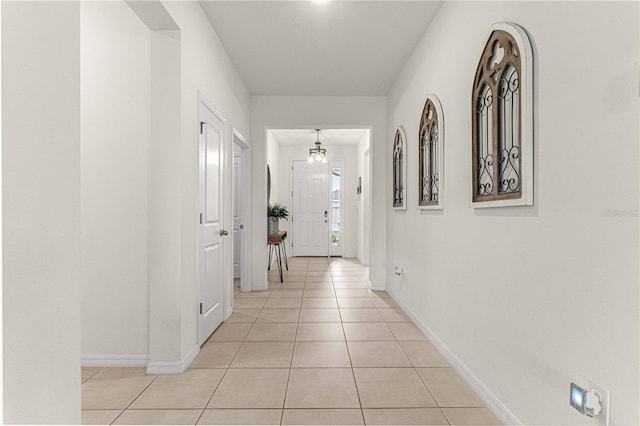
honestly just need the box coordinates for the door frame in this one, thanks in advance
[231,128,252,293]
[265,125,372,268]
[362,147,371,266]
[196,92,230,345]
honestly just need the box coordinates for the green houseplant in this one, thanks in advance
[267,203,289,235]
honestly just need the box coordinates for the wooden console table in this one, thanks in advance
[267,230,288,283]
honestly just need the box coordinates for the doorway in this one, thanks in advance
[233,144,241,280]
[362,148,371,265]
[232,129,252,293]
[266,127,371,265]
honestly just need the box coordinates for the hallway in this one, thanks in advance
[3,1,638,424]
[81,257,500,425]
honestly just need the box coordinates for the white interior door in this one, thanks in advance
[232,145,241,278]
[198,99,226,345]
[292,160,329,256]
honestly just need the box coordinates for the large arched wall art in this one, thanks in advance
[471,22,534,208]
[418,94,444,210]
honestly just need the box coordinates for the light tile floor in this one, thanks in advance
[82,257,502,425]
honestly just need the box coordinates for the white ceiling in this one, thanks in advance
[270,128,368,145]
[199,1,443,96]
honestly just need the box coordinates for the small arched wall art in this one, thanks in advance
[392,126,407,210]
[471,22,534,208]
[418,94,444,210]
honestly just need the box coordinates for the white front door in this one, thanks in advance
[198,99,226,345]
[232,145,241,278]
[292,160,329,256]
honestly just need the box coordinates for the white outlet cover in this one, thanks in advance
[587,378,610,426]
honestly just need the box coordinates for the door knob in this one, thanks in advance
[220,229,229,236]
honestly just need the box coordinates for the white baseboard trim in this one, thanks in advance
[369,280,385,291]
[225,305,233,321]
[81,354,149,367]
[146,344,200,375]
[385,288,522,426]
[252,281,268,291]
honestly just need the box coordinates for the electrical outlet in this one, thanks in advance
[394,266,403,277]
[587,378,610,426]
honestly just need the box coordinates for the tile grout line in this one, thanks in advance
[344,336,367,425]
[333,263,367,426]
[196,306,257,425]
[393,337,447,422]
[280,262,311,425]
[105,409,125,425]
[205,259,375,423]
[198,292,266,423]
[108,374,159,425]
[81,367,103,384]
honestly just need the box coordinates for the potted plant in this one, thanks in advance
[267,203,289,235]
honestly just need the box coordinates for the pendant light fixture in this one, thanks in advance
[308,129,327,163]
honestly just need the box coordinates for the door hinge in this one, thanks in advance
[200,121,207,134]
[200,213,203,224]
[240,224,244,230]
[199,303,203,315]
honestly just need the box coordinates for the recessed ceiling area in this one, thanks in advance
[270,128,368,145]
[199,1,443,96]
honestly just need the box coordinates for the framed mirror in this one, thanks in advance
[267,164,271,204]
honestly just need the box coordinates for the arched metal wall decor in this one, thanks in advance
[392,127,407,210]
[418,95,444,210]
[471,22,534,207]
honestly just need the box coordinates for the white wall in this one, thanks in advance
[147,28,182,366]
[81,1,151,360]
[2,2,81,423]
[250,97,387,290]
[266,130,279,204]
[161,1,251,358]
[386,2,639,425]
[80,0,251,370]
[274,142,359,258]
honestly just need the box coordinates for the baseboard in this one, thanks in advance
[369,280,385,291]
[81,354,149,367]
[225,305,233,320]
[146,344,200,375]
[252,281,268,291]
[385,288,522,426]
